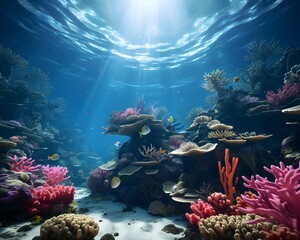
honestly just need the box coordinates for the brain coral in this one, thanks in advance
[40,213,99,240]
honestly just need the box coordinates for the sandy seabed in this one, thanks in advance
[0,188,187,240]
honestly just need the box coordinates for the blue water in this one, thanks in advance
[0,0,299,160]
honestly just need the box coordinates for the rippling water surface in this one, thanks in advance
[15,0,287,70]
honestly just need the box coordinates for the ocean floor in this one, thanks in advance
[0,188,187,240]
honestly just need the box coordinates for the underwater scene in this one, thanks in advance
[0,0,300,239]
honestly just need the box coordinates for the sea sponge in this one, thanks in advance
[40,213,99,240]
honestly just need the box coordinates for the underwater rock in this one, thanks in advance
[100,233,115,240]
[161,224,184,235]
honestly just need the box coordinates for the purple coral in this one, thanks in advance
[87,168,112,193]
[266,83,300,107]
[239,162,300,232]
[109,108,140,125]
[239,95,260,104]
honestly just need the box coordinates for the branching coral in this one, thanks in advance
[8,155,41,172]
[25,67,52,95]
[138,144,164,162]
[202,69,229,94]
[109,107,140,125]
[42,165,70,186]
[239,162,300,232]
[0,44,28,80]
[218,149,239,203]
[245,40,285,63]
[266,83,300,107]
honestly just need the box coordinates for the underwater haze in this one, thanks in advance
[1,0,300,239]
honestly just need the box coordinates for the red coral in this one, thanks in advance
[266,83,300,107]
[8,155,41,172]
[185,199,216,225]
[29,185,75,215]
[261,225,300,240]
[207,192,239,215]
[42,165,70,185]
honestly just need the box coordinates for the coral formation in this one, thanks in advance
[29,185,75,215]
[40,213,99,240]
[203,69,229,95]
[218,149,239,204]
[42,165,70,186]
[199,214,274,240]
[239,162,300,232]
[284,64,300,84]
[8,155,41,172]
[185,199,216,225]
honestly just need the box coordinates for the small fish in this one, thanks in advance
[111,176,121,189]
[160,149,167,154]
[48,153,60,161]
[114,141,121,148]
[30,215,44,225]
[167,116,173,123]
[139,125,151,137]
[232,76,240,83]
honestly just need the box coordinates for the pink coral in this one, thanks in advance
[29,185,75,215]
[109,108,140,125]
[239,162,300,232]
[266,83,300,107]
[8,155,41,172]
[42,165,70,186]
[185,199,216,225]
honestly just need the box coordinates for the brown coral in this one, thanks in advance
[40,213,99,240]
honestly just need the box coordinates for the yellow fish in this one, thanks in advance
[139,125,151,137]
[160,149,167,154]
[232,76,240,83]
[48,153,60,161]
[167,116,173,123]
[111,176,121,189]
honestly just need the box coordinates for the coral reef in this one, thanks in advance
[40,213,99,240]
